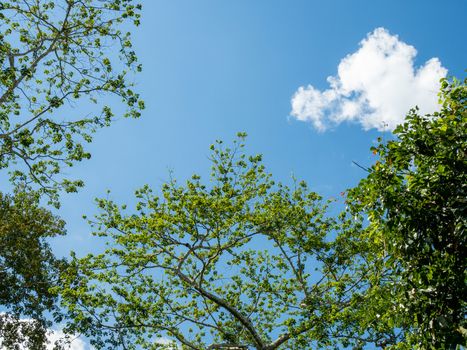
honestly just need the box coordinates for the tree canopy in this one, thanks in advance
[0,191,67,349]
[0,0,144,205]
[337,77,466,349]
[0,0,143,348]
[59,134,364,349]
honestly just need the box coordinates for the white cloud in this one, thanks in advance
[290,27,447,131]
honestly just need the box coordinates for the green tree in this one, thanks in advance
[59,134,362,349]
[0,0,143,347]
[338,77,466,349]
[0,191,67,349]
[0,0,144,205]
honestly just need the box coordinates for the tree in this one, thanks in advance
[59,134,363,349]
[0,0,144,205]
[338,77,466,349]
[0,191,67,349]
[0,0,143,347]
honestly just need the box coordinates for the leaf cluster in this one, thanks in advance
[0,0,144,206]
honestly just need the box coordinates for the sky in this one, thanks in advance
[41,0,466,347]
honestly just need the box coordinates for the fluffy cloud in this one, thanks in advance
[290,28,447,131]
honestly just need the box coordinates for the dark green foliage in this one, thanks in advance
[341,77,466,349]
[0,191,67,349]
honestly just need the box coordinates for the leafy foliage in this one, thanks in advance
[0,1,144,347]
[340,77,466,349]
[0,0,144,205]
[59,134,363,349]
[0,191,67,349]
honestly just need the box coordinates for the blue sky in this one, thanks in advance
[53,0,466,259]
